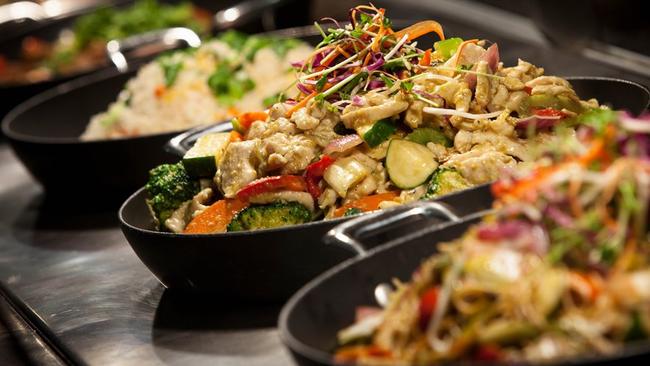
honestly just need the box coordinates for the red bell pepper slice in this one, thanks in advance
[236,175,307,201]
[418,287,439,330]
[532,107,568,118]
[304,155,336,199]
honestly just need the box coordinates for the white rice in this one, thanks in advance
[81,39,311,140]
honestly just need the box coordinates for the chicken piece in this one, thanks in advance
[268,102,290,120]
[474,61,491,110]
[526,76,577,99]
[454,130,529,161]
[303,104,341,147]
[449,82,472,128]
[488,83,509,112]
[500,59,544,83]
[218,140,261,197]
[290,107,320,130]
[346,175,378,201]
[426,142,450,161]
[247,117,297,139]
[260,133,318,175]
[442,148,517,184]
[342,92,409,129]
[404,100,426,129]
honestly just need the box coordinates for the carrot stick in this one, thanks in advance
[333,192,399,218]
[184,198,248,234]
[394,20,445,43]
[285,91,317,118]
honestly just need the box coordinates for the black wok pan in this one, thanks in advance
[279,212,650,366]
[118,181,487,301]
[118,76,649,300]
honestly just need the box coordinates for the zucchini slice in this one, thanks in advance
[386,139,438,189]
[405,127,452,147]
[182,132,230,178]
[362,119,397,147]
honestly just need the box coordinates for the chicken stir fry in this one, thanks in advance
[144,4,602,234]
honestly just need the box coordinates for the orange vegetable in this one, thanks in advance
[229,130,242,142]
[184,198,248,234]
[394,20,445,43]
[419,48,432,66]
[285,91,317,118]
[154,85,166,98]
[333,192,399,218]
[335,345,392,363]
[238,111,268,130]
[569,272,601,302]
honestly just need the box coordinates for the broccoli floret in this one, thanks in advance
[227,202,312,232]
[145,162,200,229]
[422,168,471,200]
[343,207,363,217]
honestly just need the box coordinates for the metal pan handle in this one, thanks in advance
[106,27,201,73]
[325,200,461,257]
[165,122,234,157]
[213,0,291,31]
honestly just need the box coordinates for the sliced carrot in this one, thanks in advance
[184,198,249,234]
[333,192,399,218]
[285,91,316,118]
[229,130,242,142]
[569,272,601,302]
[154,85,166,98]
[394,20,445,43]
[237,111,268,130]
[335,345,392,363]
[419,48,432,66]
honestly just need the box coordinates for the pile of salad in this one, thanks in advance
[335,109,650,364]
[144,4,599,234]
[0,0,211,85]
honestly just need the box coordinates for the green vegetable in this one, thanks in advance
[218,30,301,60]
[182,132,231,178]
[625,311,648,341]
[262,93,286,108]
[344,208,363,217]
[529,94,583,114]
[227,202,312,232]
[207,63,256,105]
[434,37,463,60]
[158,55,183,87]
[478,320,538,345]
[73,0,205,50]
[145,162,200,229]
[386,139,438,189]
[423,168,471,199]
[363,119,397,148]
[405,127,452,147]
[565,108,617,134]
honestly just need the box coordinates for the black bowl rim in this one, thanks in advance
[118,186,355,238]
[563,75,650,105]
[278,213,650,366]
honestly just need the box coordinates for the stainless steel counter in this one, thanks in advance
[0,143,292,365]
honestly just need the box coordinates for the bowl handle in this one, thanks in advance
[165,122,234,157]
[324,201,461,257]
[106,27,201,73]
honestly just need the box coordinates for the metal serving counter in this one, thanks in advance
[0,143,291,365]
[0,2,648,365]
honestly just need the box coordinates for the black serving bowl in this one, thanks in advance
[280,213,650,366]
[118,76,649,301]
[118,182,490,301]
[1,69,184,199]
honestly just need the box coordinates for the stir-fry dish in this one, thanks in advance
[0,0,211,85]
[335,110,650,364]
[82,31,311,140]
[144,4,599,233]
